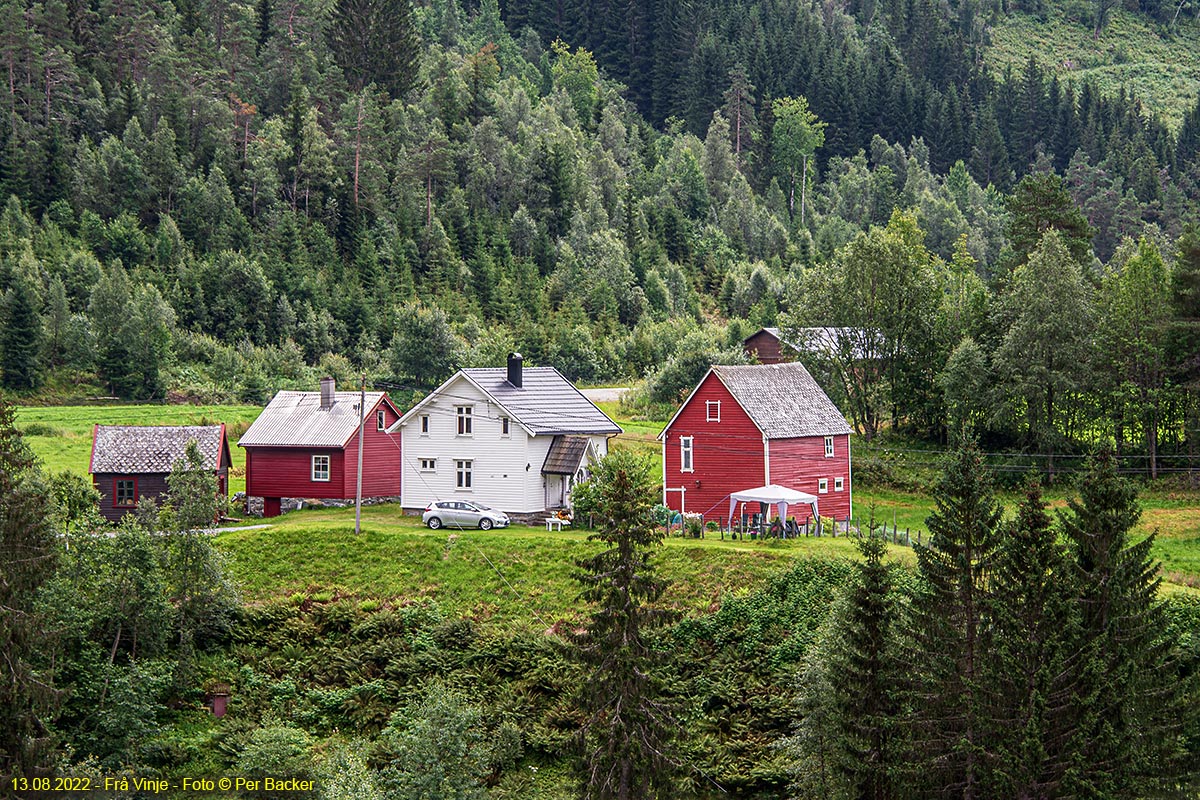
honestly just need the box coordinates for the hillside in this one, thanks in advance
[986,7,1200,130]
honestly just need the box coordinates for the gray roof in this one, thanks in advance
[711,362,852,438]
[542,435,591,475]
[90,425,226,473]
[238,391,389,447]
[460,367,622,436]
[751,326,869,360]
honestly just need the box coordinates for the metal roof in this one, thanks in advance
[711,362,852,438]
[90,425,226,473]
[461,367,622,435]
[238,391,389,448]
[542,435,591,475]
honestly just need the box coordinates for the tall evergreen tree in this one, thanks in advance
[983,474,1079,797]
[327,0,419,99]
[826,525,904,799]
[573,450,676,800]
[908,438,1003,799]
[0,399,59,777]
[1,274,42,390]
[1059,447,1195,796]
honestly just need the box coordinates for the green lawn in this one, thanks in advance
[16,404,262,493]
[213,504,903,622]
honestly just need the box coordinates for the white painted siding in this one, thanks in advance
[399,376,615,514]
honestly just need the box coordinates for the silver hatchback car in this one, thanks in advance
[423,501,511,530]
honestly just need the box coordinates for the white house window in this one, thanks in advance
[456,406,473,436]
[818,478,828,494]
[456,460,473,488]
[824,436,834,458]
[420,414,430,435]
[501,416,510,437]
[835,477,844,492]
[706,401,721,422]
[680,437,694,472]
[312,455,331,482]
[377,409,386,431]
[420,458,436,472]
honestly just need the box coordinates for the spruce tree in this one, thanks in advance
[0,399,59,776]
[983,474,1079,797]
[826,525,904,800]
[908,438,1003,799]
[573,450,676,800]
[1,275,43,390]
[1060,447,1192,796]
[327,0,419,99]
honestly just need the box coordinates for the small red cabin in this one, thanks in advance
[659,362,852,524]
[89,424,231,522]
[239,378,402,517]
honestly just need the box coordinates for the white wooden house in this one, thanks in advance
[389,354,622,514]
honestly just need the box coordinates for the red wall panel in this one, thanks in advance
[342,400,402,497]
[662,372,767,521]
[768,434,852,522]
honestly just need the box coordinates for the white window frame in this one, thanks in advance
[818,477,828,494]
[420,414,430,436]
[500,416,511,437]
[456,406,473,436]
[420,458,436,472]
[456,459,473,489]
[377,409,386,431]
[312,455,331,482]
[706,400,721,422]
[824,436,834,458]
[680,436,694,473]
[834,476,844,492]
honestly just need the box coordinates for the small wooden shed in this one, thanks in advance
[89,424,231,521]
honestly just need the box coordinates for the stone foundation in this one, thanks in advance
[238,493,403,518]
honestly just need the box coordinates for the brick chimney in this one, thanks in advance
[320,376,335,409]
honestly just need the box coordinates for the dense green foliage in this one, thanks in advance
[0,0,1195,480]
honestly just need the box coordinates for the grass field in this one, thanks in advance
[15,401,1200,603]
[213,505,889,622]
[986,8,1200,130]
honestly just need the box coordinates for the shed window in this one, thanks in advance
[420,414,430,435]
[501,416,511,437]
[706,401,721,422]
[681,437,694,472]
[824,436,834,458]
[456,406,473,436]
[420,458,436,472]
[456,460,473,489]
[818,478,828,494]
[114,478,137,507]
[835,477,844,492]
[377,409,387,431]
[312,455,330,482]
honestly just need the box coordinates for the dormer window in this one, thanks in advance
[706,401,720,422]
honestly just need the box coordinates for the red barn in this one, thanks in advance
[659,362,852,524]
[239,378,403,517]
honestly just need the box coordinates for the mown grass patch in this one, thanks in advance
[213,504,912,623]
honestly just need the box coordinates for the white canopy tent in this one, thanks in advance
[726,484,819,530]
